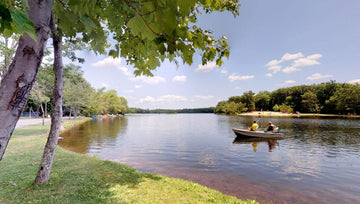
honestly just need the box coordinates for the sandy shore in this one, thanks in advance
[238,111,360,119]
[239,111,294,117]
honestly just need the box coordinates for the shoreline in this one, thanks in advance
[238,111,360,119]
[3,117,253,203]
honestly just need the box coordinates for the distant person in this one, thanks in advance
[249,120,258,131]
[264,122,275,132]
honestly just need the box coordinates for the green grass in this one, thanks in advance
[1,118,257,204]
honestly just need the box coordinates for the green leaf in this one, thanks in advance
[0,4,12,33]
[80,15,96,32]
[108,49,118,58]
[127,16,156,40]
[216,59,223,66]
[10,10,36,41]
[147,57,160,69]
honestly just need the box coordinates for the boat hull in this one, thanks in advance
[232,128,284,139]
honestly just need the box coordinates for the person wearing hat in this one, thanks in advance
[265,121,275,132]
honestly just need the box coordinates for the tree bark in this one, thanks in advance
[45,102,48,118]
[40,102,45,126]
[29,107,33,118]
[33,18,63,184]
[0,0,54,161]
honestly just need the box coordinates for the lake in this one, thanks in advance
[59,114,360,203]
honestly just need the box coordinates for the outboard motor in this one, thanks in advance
[274,126,279,133]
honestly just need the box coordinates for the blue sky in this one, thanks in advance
[73,0,360,109]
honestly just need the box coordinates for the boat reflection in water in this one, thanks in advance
[233,137,282,152]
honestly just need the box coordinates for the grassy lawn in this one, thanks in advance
[0,118,257,204]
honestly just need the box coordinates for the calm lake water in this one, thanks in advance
[59,114,360,203]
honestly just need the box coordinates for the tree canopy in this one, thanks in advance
[215,81,360,115]
[50,0,240,75]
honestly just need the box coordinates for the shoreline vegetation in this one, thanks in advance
[0,117,256,204]
[239,111,360,119]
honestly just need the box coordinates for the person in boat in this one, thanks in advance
[249,120,258,131]
[264,122,276,132]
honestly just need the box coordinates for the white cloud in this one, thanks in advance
[195,95,214,100]
[266,53,303,68]
[118,67,132,76]
[235,86,242,90]
[282,66,301,73]
[284,80,296,85]
[129,75,166,84]
[348,79,360,84]
[91,57,132,76]
[218,69,228,75]
[266,73,272,77]
[228,74,254,82]
[280,52,304,62]
[138,95,188,104]
[134,85,142,89]
[172,75,187,83]
[267,65,282,73]
[306,73,333,80]
[195,61,218,72]
[138,96,157,103]
[265,52,322,75]
[265,59,281,67]
[292,54,322,68]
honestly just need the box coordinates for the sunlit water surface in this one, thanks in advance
[59,114,360,203]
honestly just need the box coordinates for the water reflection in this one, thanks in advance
[59,117,128,154]
[233,137,280,152]
[58,114,360,203]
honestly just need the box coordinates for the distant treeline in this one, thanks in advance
[215,81,360,115]
[127,107,215,114]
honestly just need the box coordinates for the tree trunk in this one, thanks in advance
[33,20,63,184]
[45,102,48,118]
[40,102,45,126]
[74,107,78,119]
[0,0,53,161]
[69,106,72,119]
[29,107,33,118]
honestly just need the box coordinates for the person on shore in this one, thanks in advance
[264,122,275,132]
[249,120,258,131]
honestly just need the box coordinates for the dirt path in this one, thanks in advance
[15,118,51,129]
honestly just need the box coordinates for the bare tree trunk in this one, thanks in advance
[40,102,45,126]
[29,107,33,118]
[33,18,63,184]
[0,0,53,161]
[34,82,45,125]
[74,107,78,119]
[69,106,72,119]
[45,102,48,118]
[36,107,40,117]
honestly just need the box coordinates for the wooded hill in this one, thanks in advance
[215,81,360,115]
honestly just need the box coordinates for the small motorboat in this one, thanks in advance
[232,128,284,139]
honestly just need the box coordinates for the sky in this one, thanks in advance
[70,0,360,109]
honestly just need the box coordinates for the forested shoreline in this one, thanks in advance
[215,81,360,115]
[24,64,128,118]
[127,107,215,114]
